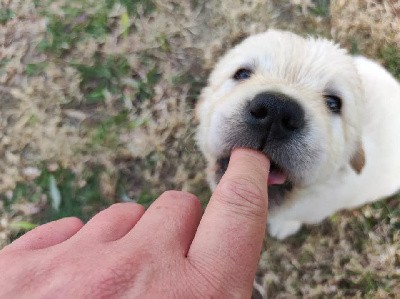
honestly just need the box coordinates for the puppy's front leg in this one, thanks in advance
[267,218,302,240]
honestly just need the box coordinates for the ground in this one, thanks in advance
[1,0,400,297]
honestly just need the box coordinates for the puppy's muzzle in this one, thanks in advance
[245,92,306,144]
[216,92,307,207]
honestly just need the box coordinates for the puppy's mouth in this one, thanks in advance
[216,154,288,186]
[216,153,293,207]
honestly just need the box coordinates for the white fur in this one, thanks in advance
[197,30,400,239]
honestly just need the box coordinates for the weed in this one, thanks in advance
[136,191,157,208]
[26,62,48,76]
[0,58,10,74]
[381,45,400,79]
[38,3,110,54]
[358,272,381,294]
[74,53,160,104]
[10,221,38,231]
[106,0,155,16]
[350,38,360,55]
[172,71,204,105]
[3,165,110,226]
[310,0,330,17]
[0,8,15,24]
[35,166,110,222]
[74,54,130,103]
[157,33,171,52]
[90,111,147,148]
[115,173,157,208]
[135,66,161,102]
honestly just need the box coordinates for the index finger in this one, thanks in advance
[187,148,269,294]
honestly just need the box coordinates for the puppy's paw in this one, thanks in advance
[268,219,302,239]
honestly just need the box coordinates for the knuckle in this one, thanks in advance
[215,177,266,218]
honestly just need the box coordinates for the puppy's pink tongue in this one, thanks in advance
[268,169,287,185]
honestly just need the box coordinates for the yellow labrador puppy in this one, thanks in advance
[197,30,400,239]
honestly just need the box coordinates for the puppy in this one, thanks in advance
[196,30,400,239]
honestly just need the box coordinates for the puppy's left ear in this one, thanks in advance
[350,140,365,174]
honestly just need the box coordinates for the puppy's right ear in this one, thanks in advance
[350,140,365,174]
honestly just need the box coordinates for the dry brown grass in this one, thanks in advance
[331,0,400,56]
[1,0,399,296]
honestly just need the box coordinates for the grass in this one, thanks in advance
[37,1,110,55]
[74,54,132,103]
[0,8,15,24]
[105,0,155,16]
[310,0,331,17]
[1,0,400,296]
[89,111,147,149]
[2,165,109,223]
[1,164,112,243]
[0,58,10,74]
[26,62,48,76]
[381,45,400,80]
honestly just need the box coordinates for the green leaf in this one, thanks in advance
[86,89,106,103]
[10,221,38,231]
[49,175,62,211]
[136,191,157,208]
[121,11,130,38]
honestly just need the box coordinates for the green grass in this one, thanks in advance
[134,65,161,102]
[350,38,361,55]
[37,0,155,55]
[26,62,48,76]
[310,0,330,17]
[74,55,131,103]
[73,54,160,104]
[105,0,155,16]
[0,58,10,74]
[89,111,147,148]
[0,8,15,24]
[135,191,157,208]
[37,1,110,55]
[9,0,163,226]
[381,45,400,80]
[3,165,110,227]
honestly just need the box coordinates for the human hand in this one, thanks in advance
[0,149,269,298]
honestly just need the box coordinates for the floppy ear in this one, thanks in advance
[350,140,365,174]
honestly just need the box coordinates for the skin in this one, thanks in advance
[0,149,270,299]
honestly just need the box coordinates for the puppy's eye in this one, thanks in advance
[325,95,342,114]
[233,68,252,80]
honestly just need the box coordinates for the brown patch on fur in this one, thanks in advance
[350,141,365,174]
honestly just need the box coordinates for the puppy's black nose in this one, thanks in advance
[246,92,305,141]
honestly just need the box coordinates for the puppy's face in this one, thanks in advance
[197,30,365,205]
